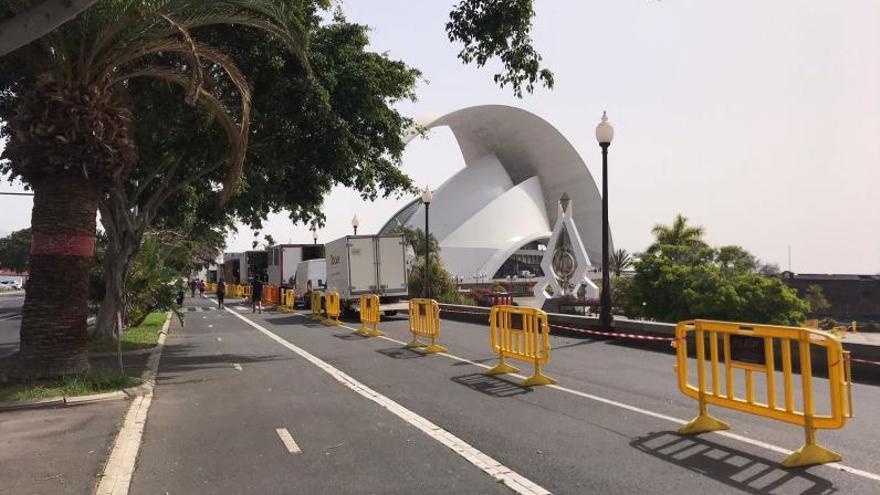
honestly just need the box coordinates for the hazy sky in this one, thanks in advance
[1,1,878,273]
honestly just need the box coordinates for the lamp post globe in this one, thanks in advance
[421,186,432,298]
[595,111,614,331]
[311,228,318,245]
[351,213,359,235]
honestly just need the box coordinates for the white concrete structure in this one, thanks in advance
[381,105,610,281]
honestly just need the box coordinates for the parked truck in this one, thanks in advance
[267,244,324,287]
[324,235,408,314]
[293,258,327,307]
[222,251,268,285]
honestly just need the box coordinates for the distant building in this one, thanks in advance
[781,271,880,322]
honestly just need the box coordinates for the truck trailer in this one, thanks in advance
[267,244,324,287]
[324,235,409,314]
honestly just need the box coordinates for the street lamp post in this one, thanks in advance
[421,186,432,298]
[351,214,359,235]
[311,228,318,245]
[595,111,615,331]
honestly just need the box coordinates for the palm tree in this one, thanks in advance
[1,1,301,378]
[647,214,707,254]
[610,248,633,277]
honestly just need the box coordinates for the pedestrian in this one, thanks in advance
[176,287,185,306]
[251,276,263,314]
[199,280,205,297]
[189,278,197,298]
[217,279,226,309]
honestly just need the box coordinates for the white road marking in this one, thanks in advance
[216,337,222,342]
[319,318,880,485]
[232,363,243,371]
[208,324,214,328]
[275,428,303,454]
[226,308,550,495]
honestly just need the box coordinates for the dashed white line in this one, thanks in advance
[232,363,243,371]
[276,428,303,454]
[226,308,550,495]
[216,337,222,342]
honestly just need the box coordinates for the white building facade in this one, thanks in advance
[380,105,610,281]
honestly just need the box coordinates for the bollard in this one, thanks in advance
[406,298,446,353]
[357,294,383,336]
[487,305,556,387]
[674,319,853,467]
[324,291,341,325]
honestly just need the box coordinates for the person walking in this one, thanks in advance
[198,279,205,297]
[217,279,226,309]
[189,278,197,298]
[251,276,264,314]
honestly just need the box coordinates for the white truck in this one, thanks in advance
[293,258,327,307]
[267,244,324,287]
[324,234,409,314]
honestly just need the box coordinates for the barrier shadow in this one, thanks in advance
[375,347,426,360]
[451,373,532,398]
[333,333,369,341]
[631,431,837,495]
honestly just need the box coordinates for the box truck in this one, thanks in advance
[222,251,268,284]
[267,244,324,287]
[324,235,408,314]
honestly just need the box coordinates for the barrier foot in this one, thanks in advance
[421,343,447,354]
[782,444,841,468]
[357,327,373,337]
[520,371,556,387]
[487,361,519,376]
[678,414,730,435]
[405,338,426,349]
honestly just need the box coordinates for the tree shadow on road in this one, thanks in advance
[450,372,532,398]
[631,431,837,494]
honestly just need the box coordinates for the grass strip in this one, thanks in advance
[88,311,167,355]
[0,371,141,402]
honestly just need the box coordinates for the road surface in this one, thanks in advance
[129,295,880,494]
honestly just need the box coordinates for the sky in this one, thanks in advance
[1,1,878,274]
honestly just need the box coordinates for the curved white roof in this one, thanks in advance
[384,105,610,279]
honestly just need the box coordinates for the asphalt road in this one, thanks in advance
[132,296,880,494]
[0,293,24,359]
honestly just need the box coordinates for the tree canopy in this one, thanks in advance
[0,228,31,272]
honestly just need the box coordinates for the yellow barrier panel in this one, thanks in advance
[487,305,556,387]
[278,289,295,313]
[674,319,853,467]
[324,291,341,325]
[406,298,446,353]
[243,285,252,302]
[357,294,383,337]
[310,291,323,320]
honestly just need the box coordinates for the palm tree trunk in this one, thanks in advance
[17,175,98,378]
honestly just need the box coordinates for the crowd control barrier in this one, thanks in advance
[357,294,383,337]
[310,291,323,320]
[279,289,295,313]
[674,320,853,467]
[324,291,341,325]
[242,285,252,301]
[487,305,556,387]
[407,299,446,353]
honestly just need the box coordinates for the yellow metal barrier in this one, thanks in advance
[278,289,295,313]
[310,291,323,320]
[324,291,341,325]
[357,294,383,337]
[674,319,853,467]
[487,305,556,387]
[242,285,252,301]
[406,298,446,353]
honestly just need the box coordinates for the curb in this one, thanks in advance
[0,312,173,412]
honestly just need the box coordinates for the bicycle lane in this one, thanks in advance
[247,309,880,494]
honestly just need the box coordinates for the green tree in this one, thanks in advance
[393,225,439,258]
[804,284,830,315]
[625,232,808,326]
[647,214,707,255]
[0,228,31,272]
[610,248,633,277]
[0,0,300,377]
